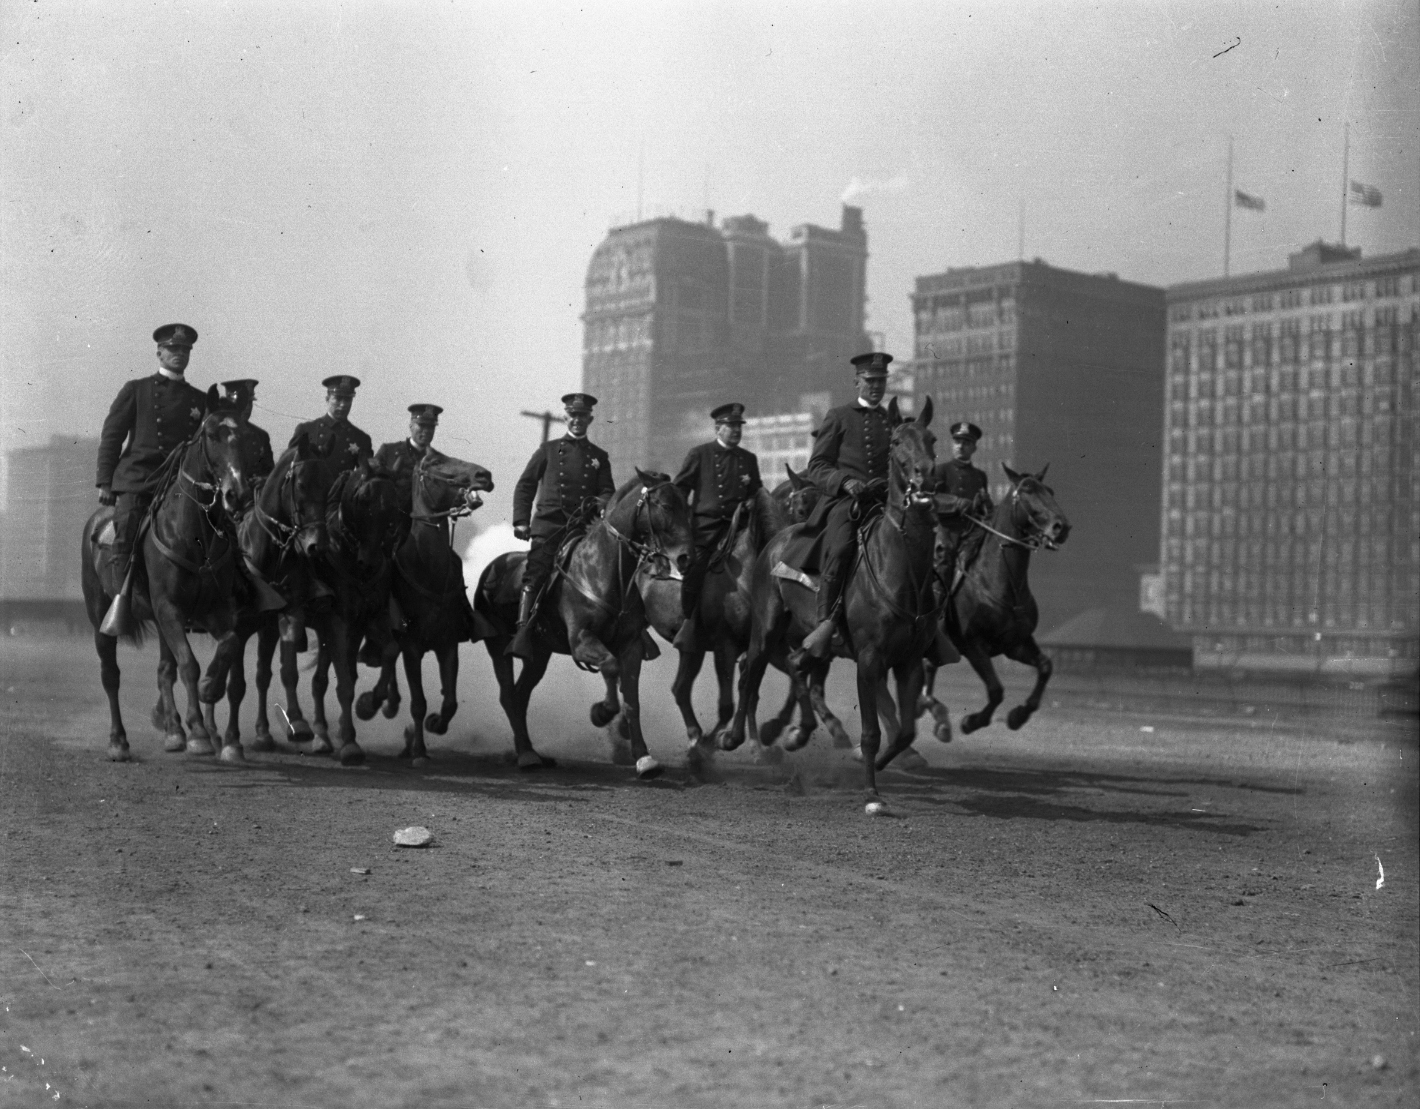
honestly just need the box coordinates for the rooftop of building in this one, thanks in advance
[913,257,1162,301]
[1166,242,1420,302]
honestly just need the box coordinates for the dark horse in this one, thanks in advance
[199,437,331,758]
[726,397,940,805]
[918,464,1070,738]
[276,459,408,765]
[354,450,494,765]
[476,472,693,778]
[80,400,249,761]
[639,467,821,764]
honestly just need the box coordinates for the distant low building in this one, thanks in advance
[1,434,100,600]
[1162,242,1419,677]
[741,412,816,486]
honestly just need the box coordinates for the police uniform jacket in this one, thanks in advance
[96,373,210,494]
[288,415,373,471]
[806,403,893,499]
[934,458,990,521]
[372,439,427,509]
[513,435,615,540]
[674,440,763,543]
[239,423,275,491]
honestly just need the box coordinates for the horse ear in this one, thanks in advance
[293,432,311,461]
[1003,462,1022,484]
[1035,462,1049,483]
[787,465,808,491]
[205,384,221,413]
[916,395,934,427]
[887,396,902,425]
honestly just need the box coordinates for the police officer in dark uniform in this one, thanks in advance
[289,375,373,470]
[671,402,763,650]
[508,392,615,659]
[96,323,209,587]
[373,404,443,509]
[933,421,993,577]
[220,379,274,494]
[801,351,896,658]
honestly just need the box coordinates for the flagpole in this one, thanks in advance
[1017,195,1024,261]
[1340,123,1349,246]
[1224,135,1233,277]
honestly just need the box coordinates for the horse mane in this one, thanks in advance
[746,486,776,552]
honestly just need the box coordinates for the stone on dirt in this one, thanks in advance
[393,826,434,847]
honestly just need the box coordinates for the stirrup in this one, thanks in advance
[802,617,837,659]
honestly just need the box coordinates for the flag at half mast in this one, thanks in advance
[1350,180,1383,208]
[1234,189,1266,212]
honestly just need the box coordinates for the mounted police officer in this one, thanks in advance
[289,375,372,471]
[508,392,615,660]
[96,324,209,589]
[220,379,274,495]
[801,351,896,658]
[933,421,993,578]
[671,402,762,650]
[374,404,443,509]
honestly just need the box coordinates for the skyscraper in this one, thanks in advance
[911,259,1166,627]
[582,205,869,477]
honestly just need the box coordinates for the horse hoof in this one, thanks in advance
[851,744,864,763]
[934,720,953,743]
[589,702,617,729]
[354,693,378,721]
[783,727,813,752]
[198,679,224,704]
[164,733,186,753]
[685,725,703,745]
[635,756,663,780]
[186,735,215,756]
[337,744,365,767]
[107,743,131,763]
[286,721,314,743]
[219,744,246,764]
[425,714,448,736]
[312,723,330,741]
[1006,707,1031,730]
[759,718,786,745]
[381,697,401,720]
[516,750,547,771]
[308,737,334,756]
[411,756,430,768]
[864,799,888,816]
[719,732,744,752]
[249,732,275,753]
[960,716,984,735]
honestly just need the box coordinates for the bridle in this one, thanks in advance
[252,457,318,554]
[174,417,242,525]
[603,479,682,581]
[969,480,1061,552]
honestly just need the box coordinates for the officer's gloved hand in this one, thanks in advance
[513,524,530,542]
[842,479,865,497]
[864,478,889,498]
[972,490,992,516]
[98,486,116,507]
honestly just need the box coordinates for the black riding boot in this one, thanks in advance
[506,586,538,660]
[802,561,846,659]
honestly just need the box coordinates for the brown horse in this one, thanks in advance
[918,464,1070,738]
[725,397,940,805]
[80,401,249,761]
[353,450,494,765]
[276,460,408,765]
[196,438,332,757]
[476,471,693,777]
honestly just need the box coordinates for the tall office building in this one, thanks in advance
[583,205,870,477]
[0,435,100,600]
[911,259,1166,625]
[1163,243,1419,676]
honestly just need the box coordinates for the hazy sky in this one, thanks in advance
[3,0,1416,518]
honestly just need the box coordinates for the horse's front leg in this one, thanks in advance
[216,630,252,763]
[426,641,461,738]
[250,619,278,751]
[95,629,130,761]
[328,621,364,766]
[616,643,662,780]
[399,644,429,763]
[805,660,852,749]
[918,659,953,743]
[959,644,1005,734]
[308,635,334,753]
[277,629,314,745]
[153,599,212,754]
[670,646,707,747]
[856,659,886,803]
[154,632,185,752]
[876,659,925,772]
[1003,636,1052,730]
[356,639,402,721]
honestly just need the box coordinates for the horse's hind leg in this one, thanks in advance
[249,621,277,752]
[959,646,1004,734]
[399,645,429,763]
[277,635,313,744]
[426,642,461,737]
[918,660,953,742]
[670,647,707,747]
[876,660,926,773]
[215,632,250,763]
[491,643,554,769]
[616,644,661,780]
[1004,637,1052,730]
[96,630,130,761]
[806,663,853,749]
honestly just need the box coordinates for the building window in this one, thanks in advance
[1309,285,1334,306]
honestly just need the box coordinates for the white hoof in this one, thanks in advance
[851,745,864,763]
[635,755,662,779]
[163,734,186,753]
[218,744,245,764]
[865,800,888,816]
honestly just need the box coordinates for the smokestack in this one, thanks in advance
[705,209,715,227]
[841,205,863,236]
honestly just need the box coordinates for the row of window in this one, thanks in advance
[1171,327,1415,371]
[1172,421,1403,454]
[1167,360,1407,398]
[1170,274,1416,321]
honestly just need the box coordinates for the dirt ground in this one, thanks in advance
[1,635,1415,1108]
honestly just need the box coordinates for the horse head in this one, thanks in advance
[783,465,819,523]
[1001,463,1070,550]
[196,393,250,521]
[340,460,408,573]
[278,433,329,559]
[412,449,495,521]
[604,469,693,582]
[887,395,937,513]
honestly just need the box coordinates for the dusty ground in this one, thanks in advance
[1,635,1415,1108]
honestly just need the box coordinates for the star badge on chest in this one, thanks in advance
[347,441,359,455]
[190,408,201,420]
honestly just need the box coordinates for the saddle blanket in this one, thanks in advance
[95,520,116,548]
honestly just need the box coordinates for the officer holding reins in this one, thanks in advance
[933,421,993,578]
[374,403,444,510]
[508,392,616,659]
[671,402,762,650]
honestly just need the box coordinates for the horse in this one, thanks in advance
[352,450,494,765]
[917,464,1070,738]
[725,396,940,806]
[80,400,250,761]
[193,437,332,758]
[476,471,693,778]
[273,459,409,765]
